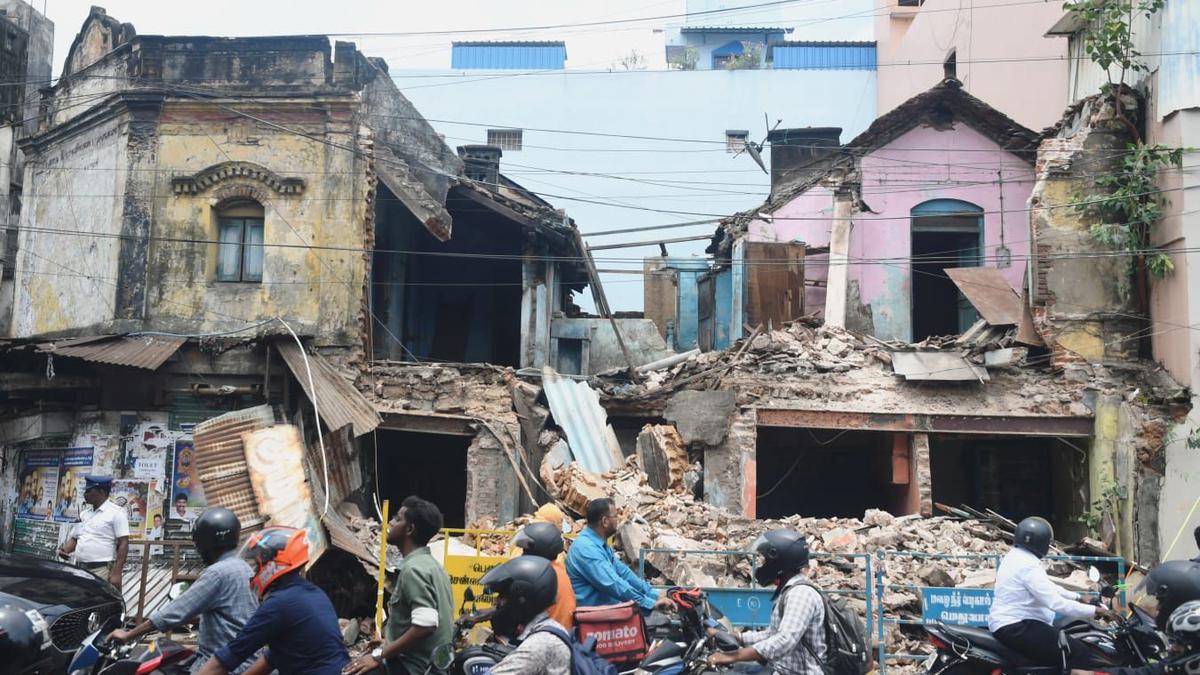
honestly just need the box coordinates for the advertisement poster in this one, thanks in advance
[130,422,172,480]
[16,450,60,521]
[169,437,204,529]
[54,448,95,522]
[111,480,150,537]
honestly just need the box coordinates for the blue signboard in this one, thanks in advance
[921,588,994,627]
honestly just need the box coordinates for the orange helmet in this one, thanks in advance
[242,526,308,598]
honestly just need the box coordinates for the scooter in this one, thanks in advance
[68,583,197,675]
[439,587,739,675]
[921,566,1162,675]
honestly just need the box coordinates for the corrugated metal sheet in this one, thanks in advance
[891,351,990,382]
[451,42,566,70]
[193,405,274,528]
[541,366,623,473]
[276,342,381,438]
[946,267,1022,326]
[45,335,185,370]
[773,43,877,70]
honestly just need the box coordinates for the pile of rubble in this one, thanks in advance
[520,457,1100,658]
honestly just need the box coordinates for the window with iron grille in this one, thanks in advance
[726,130,749,154]
[216,201,265,282]
[487,128,523,151]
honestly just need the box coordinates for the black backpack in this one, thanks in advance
[534,624,619,675]
[779,581,871,675]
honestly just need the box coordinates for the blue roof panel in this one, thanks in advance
[773,43,877,71]
[451,43,567,70]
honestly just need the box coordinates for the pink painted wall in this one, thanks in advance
[875,0,1070,132]
[747,122,1034,342]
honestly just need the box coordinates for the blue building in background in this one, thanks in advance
[390,3,878,357]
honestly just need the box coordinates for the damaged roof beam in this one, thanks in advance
[755,408,1094,437]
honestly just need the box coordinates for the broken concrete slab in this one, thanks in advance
[663,390,737,445]
[635,424,688,491]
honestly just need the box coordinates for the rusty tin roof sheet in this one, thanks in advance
[946,267,1022,326]
[276,341,381,438]
[46,335,185,370]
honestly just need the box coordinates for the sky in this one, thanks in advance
[42,0,873,77]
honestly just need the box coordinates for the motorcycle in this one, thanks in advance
[436,587,739,675]
[922,566,1164,675]
[68,583,197,675]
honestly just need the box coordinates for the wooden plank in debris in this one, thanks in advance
[946,267,1022,326]
[744,241,805,330]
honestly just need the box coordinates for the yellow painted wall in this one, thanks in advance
[145,102,368,346]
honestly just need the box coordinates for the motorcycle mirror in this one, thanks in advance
[432,643,455,671]
[463,588,475,603]
[1088,566,1101,583]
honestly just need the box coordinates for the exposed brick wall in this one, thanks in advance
[703,408,757,518]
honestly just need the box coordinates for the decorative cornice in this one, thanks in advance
[171,161,305,196]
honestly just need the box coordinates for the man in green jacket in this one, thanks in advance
[344,497,454,675]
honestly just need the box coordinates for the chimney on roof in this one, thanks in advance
[458,145,502,188]
[767,127,842,194]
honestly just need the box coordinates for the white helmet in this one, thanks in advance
[1169,600,1200,651]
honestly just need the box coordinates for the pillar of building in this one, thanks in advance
[703,408,757,518]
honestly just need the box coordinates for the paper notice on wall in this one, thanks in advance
[131,422,172,480]
[111,479,151,538]
[17,450,60,521]
[169,436,205,522]
[54,448,95,522]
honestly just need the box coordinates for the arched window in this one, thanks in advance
[911,199,983,341]
[216,200,264,282]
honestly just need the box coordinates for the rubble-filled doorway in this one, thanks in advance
[376,429,470,528]
[756,428,909,519]
[911,199,983,341]
[929,435,1085,541]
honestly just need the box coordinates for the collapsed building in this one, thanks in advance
[0,8,1190,639]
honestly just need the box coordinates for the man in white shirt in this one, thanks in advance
[57,475,130,590]
[989,517,1113,668]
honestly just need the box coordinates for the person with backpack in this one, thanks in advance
[480,555,575,675]
[707,530,827,675]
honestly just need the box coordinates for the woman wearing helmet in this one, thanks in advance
[707,529,827,675]
[515,521,576,630]
[109,507,259,674]
[482,555,572,675]
[196,526,348,675]
[989,517,1115,669]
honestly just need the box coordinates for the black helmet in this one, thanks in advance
[1013,517,1053,559]
[0,605,50,674]
[481,555,558,639]
[752,529,810,587]
[1136,561,1200,630]
[193,507,241,565]
[514,522,564,561]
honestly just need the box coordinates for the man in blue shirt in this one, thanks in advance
[110,508,258,673]
[197,526,348,675]
[566,498,672,613]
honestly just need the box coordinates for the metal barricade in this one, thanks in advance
[118,540,205,621]
[873,551,1127,674]
[637,548,874,632]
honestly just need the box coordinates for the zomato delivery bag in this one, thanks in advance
[573,601,647,664]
